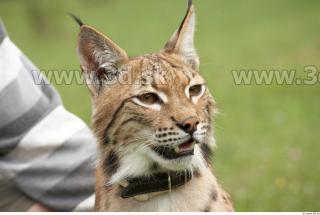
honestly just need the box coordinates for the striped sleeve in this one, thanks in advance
[0,21,95,211]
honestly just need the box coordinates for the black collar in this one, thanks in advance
[121,170,193,199]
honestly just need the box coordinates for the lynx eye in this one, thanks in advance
[137,93,161,105]
[189,85,203,97]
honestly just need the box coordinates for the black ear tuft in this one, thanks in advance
[188,0,193,8]
[69,13,84,27]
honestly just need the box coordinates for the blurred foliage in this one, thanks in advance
[1,0,320,211]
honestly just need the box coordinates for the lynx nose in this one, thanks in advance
[176,116,199,135]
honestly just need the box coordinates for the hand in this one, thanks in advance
[27,203,51,212]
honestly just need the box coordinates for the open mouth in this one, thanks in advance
[152,139,195,159]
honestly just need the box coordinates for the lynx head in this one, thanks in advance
[76,0,216,183]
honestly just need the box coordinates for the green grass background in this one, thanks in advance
[1,0,319,211]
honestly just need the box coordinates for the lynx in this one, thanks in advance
[74,0,234,212]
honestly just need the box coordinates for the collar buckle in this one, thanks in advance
[134,194,149,201]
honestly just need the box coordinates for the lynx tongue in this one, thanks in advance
[174,139,194,153]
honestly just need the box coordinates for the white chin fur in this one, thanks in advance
[151,152,193,171]
[108,144,207,185]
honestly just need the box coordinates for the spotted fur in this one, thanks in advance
[76,0,234,212]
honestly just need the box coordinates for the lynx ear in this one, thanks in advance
[163,0,199,70]
[77,25,128,95]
